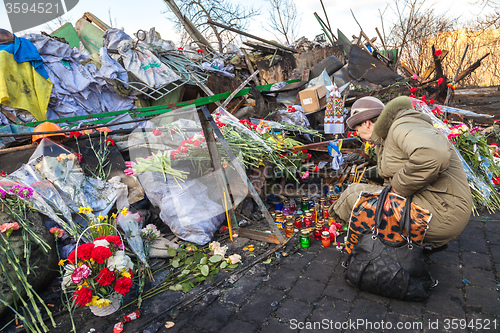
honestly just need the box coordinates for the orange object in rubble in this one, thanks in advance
[32,122,67,143]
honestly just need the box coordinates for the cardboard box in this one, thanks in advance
[299,85,328,113]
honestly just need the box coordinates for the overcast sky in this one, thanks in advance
[0,0,494,47]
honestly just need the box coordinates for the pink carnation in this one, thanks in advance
[71,264,92,285]
[0,222,20,234]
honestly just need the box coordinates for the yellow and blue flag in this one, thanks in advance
[0,35,52,121]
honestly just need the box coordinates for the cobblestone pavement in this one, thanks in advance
[10,211,500,333]
[121,211,500,333]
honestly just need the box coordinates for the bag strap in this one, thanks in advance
[373,185,414,243]
[399,195,414,243]
[373,185,392,230]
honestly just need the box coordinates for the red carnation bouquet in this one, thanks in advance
[61,234,134,309]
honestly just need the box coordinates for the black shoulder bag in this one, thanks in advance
[344,186,437,301]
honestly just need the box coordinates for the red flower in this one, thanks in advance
[91,246,112,264]
[73,286,93,307]
[306,154,312,161]
[197,48,203,54]
[106,235,122,247]
[409,87,417,93]
[443,120,449,124]
[182,147,188,153]
[70,131,81,138]
[409,94,416,98]
[170,150,177,160]
[347,131,358,138]
[492,142,498,146]
[434,49,442,57]
[72,152,82,163]
[0,172,7,176]
[95,268,116,286]
[429,98,435,105]
[114,277,133,295]
[493,177,500,185]
[177,47,184,53]
[96,127,112,133]
[68,243,95,264]
[152,129,162,136]
[302,150,308,154]
[106,138,115,146]
[437,78,444,85]
[421,95,427,104]
[494,120,499,124]
[193,140,200,147]
[314,166,319,172]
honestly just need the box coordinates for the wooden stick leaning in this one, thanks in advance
[223,192,233,242]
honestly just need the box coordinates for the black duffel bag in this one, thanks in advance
[344,186,437,301]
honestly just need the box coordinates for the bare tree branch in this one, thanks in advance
[264,0,301,45]
[167,0,260,52]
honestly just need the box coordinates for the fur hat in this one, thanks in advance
[346,96,385,129]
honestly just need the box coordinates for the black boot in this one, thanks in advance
[423,244,448,256]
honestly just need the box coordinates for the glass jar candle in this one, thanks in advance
[274,202,283,211]
[304,212,313,227]
[274,212,285,229]
[300,230,311,248]
[308,200,315,209]
[285,221,294,237]
[294,216,302,229]
[301,197,309,212]
[289,199,296,214]
[321,231,331,247]
[313,228,322,241]
[323,205,329,219]
[282,200,290,216]
[328,195,339,205]
[319,196,327,207]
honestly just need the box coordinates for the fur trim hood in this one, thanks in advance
[373,96,432,140]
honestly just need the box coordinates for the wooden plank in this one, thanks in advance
[0,106,23,124]
[162,0,215,54]
[421,50,449,79]
[241,48,261,86]
[236,228,281,244]
[336,165,352,188]
[207,19,299,53]
[456,53,490,83]
[198,108,239,241]
[83,12,111,31]
[0,143,37,156]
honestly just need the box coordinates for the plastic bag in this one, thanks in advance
[7,163,73,224]
[117,212,148,265]
[0,179,78,237]
[117,40,181,88]
[138,172,225,245]
[307,69,335,94]
[274,105,311,129]
[28,138,118,216]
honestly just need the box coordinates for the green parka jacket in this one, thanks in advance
[332,96,472,247]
